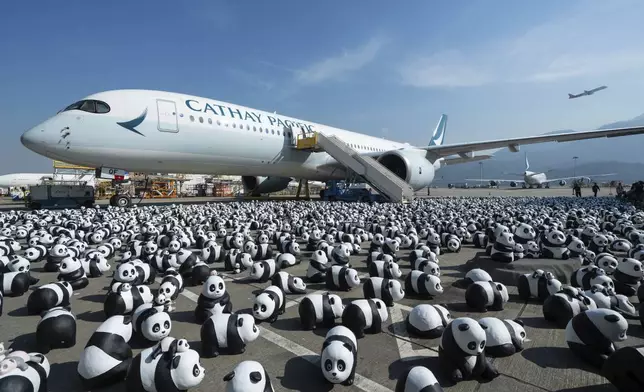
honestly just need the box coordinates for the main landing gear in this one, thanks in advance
[108,182,132,207]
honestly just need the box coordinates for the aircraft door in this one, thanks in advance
[156,99,179,132]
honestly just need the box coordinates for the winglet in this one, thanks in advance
[428,114,447,147]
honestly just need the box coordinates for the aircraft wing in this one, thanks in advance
[420,125,644,159]
[440,154,492,165]
[547,173,617,182]
[463,178,524,184]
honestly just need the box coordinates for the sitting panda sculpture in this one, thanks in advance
[490,232,515,263]
[395,366,443,392]
[478,317,526,357]
[612,257,643,297]
[0,349,50,392]
[539,229,570,260]
[517,270,562,302]
[465,281,509,312]
[438,317,499,384]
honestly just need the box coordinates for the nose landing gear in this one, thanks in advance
[109,183,132,207]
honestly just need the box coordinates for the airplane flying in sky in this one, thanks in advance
[19,89,644,206]
[568,85,607,99]
[0,173,96,188]
[466,153,615,188]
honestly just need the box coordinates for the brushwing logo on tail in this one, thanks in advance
[428,114,448,146]
[117,108,147,137]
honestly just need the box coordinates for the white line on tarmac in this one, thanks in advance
[171,281,393,392]
[389,304,438,360]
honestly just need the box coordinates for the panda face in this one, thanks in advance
[424,261,440,277]
[596,254,618,274]
[253,292,277,320]
[450,317,487,356]
[425,274,444,295]
[547,230,566,246]
[50,244,68,258]
[168,240,181,253]
[586,309,628,342]
[23,247,42,262]
[59,256,82,274]
[223,361,268,392]
[236,314,260,343]
[427,233,441,246]
[144,311,172,341]
[385,261,403,279]
[495,282,510,303]
[159,281,178,299]
[593,234,609,248]
[344,268,361,287]
[328,294,345,317]
[202,275,226,298]
[567,237,585,253]
[611,294,636,315]
[591,274,614,293]
[446,237,461,252]
[321,341,354,384]
[617,257,643,279]
[386,279,405,301]
[170,350,206,390]
[506,319,527,344]
[8,256,30,273]
[116,262,138,283]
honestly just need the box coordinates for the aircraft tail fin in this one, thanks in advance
[568,94,575,99]
[525,152,530,171]
[428,114,448,146]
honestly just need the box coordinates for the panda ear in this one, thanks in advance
[375,301,382,309]
[223,371,235,382]
[496,284,504,292]
[237,317,244,327]
[458,323,470,331]
[171,355,181,369]
[604,314,620,323]
[514,319,525,327]
[343,343,353,352]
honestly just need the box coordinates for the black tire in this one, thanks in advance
[114,195,131,208]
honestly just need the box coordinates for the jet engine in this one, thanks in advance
[241,176,291,196]
[376,151,435,190]
[559,180,567,186]
[510,181,518,188]
[448,183,454,189]
[489,180,498,187]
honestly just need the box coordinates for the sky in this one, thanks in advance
[2,0,644,172]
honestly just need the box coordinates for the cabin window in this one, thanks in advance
[277,130,280,135]
[259,127,263,132]
[208,118,212,124]
[265,129,269,133]
[232,123,236,128]
[253,126,256,132]
[199,117,204,123]
[271,129,275,134]
[189,115,195,122]
[217,120,221,126]
[247,125,250,130]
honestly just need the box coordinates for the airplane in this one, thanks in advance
[465,153,616,189]
[0,173,96,188]
[568,85,607,99]
[19,89,644,207]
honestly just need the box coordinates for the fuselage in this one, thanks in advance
[0,173,95,188]
[524,171,547,185]
[21,89,433,183]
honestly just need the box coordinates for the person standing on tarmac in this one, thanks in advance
[573,182,582,197]
[592,182,600,197]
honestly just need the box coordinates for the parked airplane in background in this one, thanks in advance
[0,173,96,188]
[568,85,607,99]
[466,153,615,188]
[19,89,644,206]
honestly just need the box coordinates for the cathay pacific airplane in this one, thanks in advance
[466,153,616,188]
[19,89,644,206]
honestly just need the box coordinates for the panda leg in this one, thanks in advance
[568,342,608,369]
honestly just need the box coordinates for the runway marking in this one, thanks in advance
[389,304,438,360]
[172,282,393,392]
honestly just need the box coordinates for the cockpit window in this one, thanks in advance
[62,100,111,114]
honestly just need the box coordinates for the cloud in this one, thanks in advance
[295,37,388,85]
[226,69,275,92]
[399,1,644,88]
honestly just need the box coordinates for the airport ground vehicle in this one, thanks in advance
[25,181,94,209]
[320,180,387,202]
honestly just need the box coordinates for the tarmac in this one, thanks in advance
[0,187,628,392]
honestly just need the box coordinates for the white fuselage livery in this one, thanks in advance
[523,171,548,186]
[0,173,96,188]
[19,89,644,194]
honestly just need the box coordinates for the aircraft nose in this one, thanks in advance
[20,128,39,150]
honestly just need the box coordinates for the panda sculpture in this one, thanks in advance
[612,257,643,297]
[523,241,541,258]
[298,292,345,330]
[80,254,111,278]
[405,304,451,339]
[567,236,586,261]
[270,271,306,294]
[77,315,133,390]
[250,259,279,283]
[565,308,628,369]
[405,270,443,298]
[341,298,388,338]
[0,351,50,392]
[111,261,139,288]
[252,285,285,324]
[517,270,562,302]
[325,265,361,291]
[320,326,358,386]
[125,342,205,392]
[36,306,76,353]
[2,256,38,285]
[306,250,329,283]
[463,269,492,286]
[132,302,172,344]
[543,286,597,328]
[194,273,232,324]
[595,253,619,274]
[395,366,443,392]
[477,317,526,357]
[465,281,509,312]
[442,234,462,253]
[200,312,260,357]
[27,281,73,315]
[570,265,612,291]
[439,317,499,383]
[275,253,299,269]
[57,257,89,290]
[490,232,515,263]
[158,268,184,310]
[104,283,154,318]
[369,259,403,279]
[513,223,536,244]
[601,346,644,392]
[223,360,274,392]
[472,232,487,249]
[410,258,440,277]
[588,234,610,254]
[540,229,570,259]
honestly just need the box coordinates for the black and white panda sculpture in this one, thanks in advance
[298,292,345,330]
[194,273,232,324]
[395,366,443,392]
[406,304,451,339]
[36,306,76,353]
[478,317,526,357]
[565,308,628,368]
[57,256,89,290]
[200,312,260,357]
[369,259,403,279]
[595,253,619,274]
[464,281,509,312]
[132,302,172,344]
[490,232,515,263]
[320,326,358,386]
[612,257,643,297]
[363,277,405,307]
[270,271,306,294]
[275,252,299,269]
[463,269,492,286]
[517,270,563,302]
[1,270,30,297]
[601,346,644,392]
[540,229,570,259]
[26,281,73,315]
[543,286,597,328]
[80,254,111,278]
[104,283,154,318]
[439,317,499,383]
[325,265,361,291]
[252,285,285,324]
[223,360,274,392]
[341,298,388,338]
[249,259,279,283]
[77,315,133,390]
[405,270,443,298]
[306,250,328,283]
[570,265,612,291]
[0,350,50,392]
[125,341,205,392]
[158,268,184,311]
